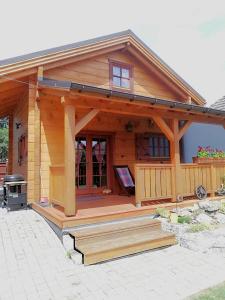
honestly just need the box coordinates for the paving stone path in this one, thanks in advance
[1,208,225,300]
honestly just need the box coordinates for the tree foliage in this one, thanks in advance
[0,127,8,162]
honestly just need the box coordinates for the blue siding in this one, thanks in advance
[183,123,225,163]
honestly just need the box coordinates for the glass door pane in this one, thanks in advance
[92,137,107,188]
[75,137,87,188]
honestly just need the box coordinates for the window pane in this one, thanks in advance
[165,148,169,157]
[113,66,120,76]
[113,76,121,87]
[159,147,164,157]
[121,78,130,89]
[101,176,107,186]
[122,68,129,78]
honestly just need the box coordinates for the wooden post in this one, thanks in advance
[34,98,41,202]
[27,76,37,203]
[135,165,142,207]
[210,164,216,196]
[64,100,76,216]
[7,114,13,174]
[170,119,181,202]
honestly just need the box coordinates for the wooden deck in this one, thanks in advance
[32,194,224,229]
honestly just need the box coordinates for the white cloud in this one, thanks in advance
[1,0,225,105]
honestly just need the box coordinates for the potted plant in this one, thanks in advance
[193,146,225,164]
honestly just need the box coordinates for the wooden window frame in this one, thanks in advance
[135,133,170,161]
[109,59,134,92]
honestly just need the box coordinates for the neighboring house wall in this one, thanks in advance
[183,123,225,163]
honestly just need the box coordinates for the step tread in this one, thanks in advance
[77,229,175,254]
[70,218,160,239]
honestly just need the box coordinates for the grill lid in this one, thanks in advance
[4,174,25,182]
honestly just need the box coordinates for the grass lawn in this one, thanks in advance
[188,282,225,300]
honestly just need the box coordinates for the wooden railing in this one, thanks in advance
[135,162,225,204]
[135,164,175,204]
[180,164,212,196]
[49,165,65,207]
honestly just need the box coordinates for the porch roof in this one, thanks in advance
[39,78,225,123]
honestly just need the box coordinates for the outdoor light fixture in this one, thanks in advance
[16,122,22,129]
[148,119,154,128]
[125,121,134,132]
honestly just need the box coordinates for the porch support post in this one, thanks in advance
[64,99,76,216]
[170,119,181,202]
[7,114,13,174]
[27,76,38,203]
[34,97,41,202]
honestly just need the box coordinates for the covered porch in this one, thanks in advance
[33,78,225,226]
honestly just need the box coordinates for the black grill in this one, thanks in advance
[1,174,27,211]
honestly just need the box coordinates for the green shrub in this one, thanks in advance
[188,223,211,233]
[155,207,170,218]
[178,215,192,224]
[218,201,225,214]
[66,250,72,259]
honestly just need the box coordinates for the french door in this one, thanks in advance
[75,134,110,194]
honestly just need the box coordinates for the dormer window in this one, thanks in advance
[109,60,133,91]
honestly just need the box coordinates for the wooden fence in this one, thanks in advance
[49,165,65,207]
[135,163,225,204]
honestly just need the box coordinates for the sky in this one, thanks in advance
[1,0,225,105]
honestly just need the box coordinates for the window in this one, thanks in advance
[136,133,170,160]
[109,60,133,91]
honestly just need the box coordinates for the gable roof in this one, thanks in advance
[211,96,225,111]
[0,30,131,67]
[0,29,206,105]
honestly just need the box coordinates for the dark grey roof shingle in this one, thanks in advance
[0,30,132,67]
[211,96,225,111]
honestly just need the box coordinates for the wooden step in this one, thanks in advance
[69,218,176,265]
[70,218,161,246]
[78,229,176,265]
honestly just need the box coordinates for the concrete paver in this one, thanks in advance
[1,208,225,300]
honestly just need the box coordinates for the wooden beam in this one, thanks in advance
[7,114,13,174]
[151,115,174,142]
[37,66,44,81]
[170,119,181,202]
[0,41,127,79]
[0,68,37,84]
[64,102,76,216]
[75,109,99,135]
[39,88,225,126]
[178,121,192,140]
[34,98,41,202]
[27,76,38,203]
[127,46,188,100]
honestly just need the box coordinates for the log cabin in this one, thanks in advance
[1,30,225,263]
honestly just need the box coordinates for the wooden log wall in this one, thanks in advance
[49,166,65,207]
[45,51,183,101]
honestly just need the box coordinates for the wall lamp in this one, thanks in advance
[16,122,22,129]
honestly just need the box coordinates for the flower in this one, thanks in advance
[197,146,225,158]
